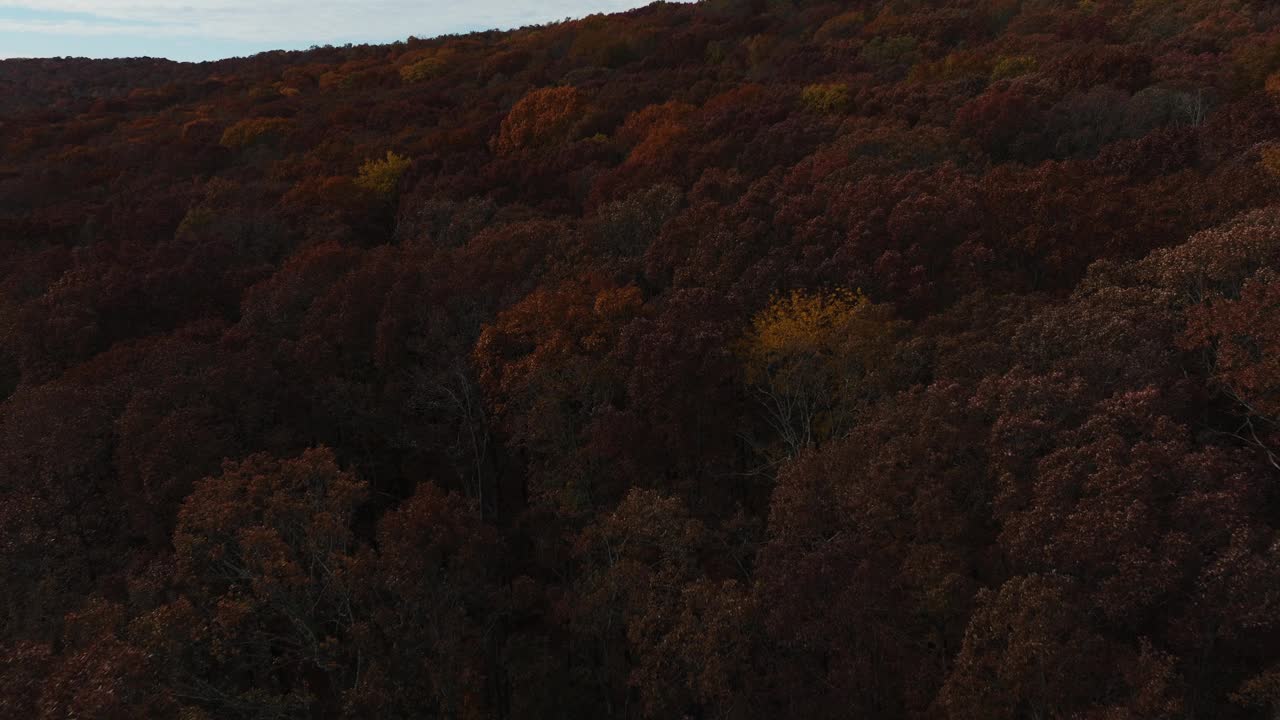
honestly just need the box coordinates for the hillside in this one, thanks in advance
[4,0,1280,717]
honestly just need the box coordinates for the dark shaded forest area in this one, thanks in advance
[4,0,1280,717]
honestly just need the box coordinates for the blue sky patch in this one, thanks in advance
[0,1,687,62]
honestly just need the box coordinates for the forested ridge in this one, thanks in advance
[4,0,1280,717]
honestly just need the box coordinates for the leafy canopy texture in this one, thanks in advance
[5,0,1280,718]
[740,289,899,455]
[354,151,411,196]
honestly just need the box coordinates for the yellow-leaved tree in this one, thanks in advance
[740,289,900,458]
[800,83,851,115]
[399,50,455,83]
[355,151,411,197]
[219,117,293,150]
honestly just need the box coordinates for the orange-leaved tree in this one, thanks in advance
[739,289,900,458]
[144,448,367,717]
[491,86,586,156]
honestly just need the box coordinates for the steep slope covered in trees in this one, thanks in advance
[5,0,1280,717]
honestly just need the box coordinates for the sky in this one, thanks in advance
[0,1,686,62]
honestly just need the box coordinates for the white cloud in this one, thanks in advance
[0,1,684,44]
[0,18,196,36]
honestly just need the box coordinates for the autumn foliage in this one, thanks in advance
[492,86,587,156]
[355,150,412,196]
[4,0,1280,717]
[219,116,294,149]
[740,289,898,455]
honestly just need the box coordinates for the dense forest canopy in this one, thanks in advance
[4,0,1280,717]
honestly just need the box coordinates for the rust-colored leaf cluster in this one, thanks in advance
[3,1,1280,717]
